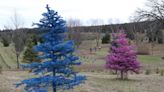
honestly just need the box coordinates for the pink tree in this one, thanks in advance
[106,30,141,79]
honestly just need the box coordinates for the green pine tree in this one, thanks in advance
[22,36,39,63]
[102,33,110,44]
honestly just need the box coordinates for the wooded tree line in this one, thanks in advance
[0,19,164,50]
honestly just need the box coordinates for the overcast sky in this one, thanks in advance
[0,0,146,29]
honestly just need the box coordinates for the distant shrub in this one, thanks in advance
[1,38,10,47]
[145,69,151,75]
[102,33,110,44]
[161,57,164,60]
[155,68,159,74]
[160,69,164,76]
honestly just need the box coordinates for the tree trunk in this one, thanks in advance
[96,39,99,47]
[120,71,124,80]
[151,43,154,55]
[16,54,19,69]
[53,68,56,92]
[124,72,128,79]
[115,70,118,74]
[96,31,100,47]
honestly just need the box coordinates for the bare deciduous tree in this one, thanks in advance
[67,18,83,48]
[67,18,81,27]
[107,18,115,33]
[11,10,24,29]
[10,11,26,69]
[134,0,164,23]
[132,0,164,54]
[89,19,104,47]
[124,23,145,45]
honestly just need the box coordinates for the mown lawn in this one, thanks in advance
[138,55,163,64]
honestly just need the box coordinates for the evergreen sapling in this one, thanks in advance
[105,30,141,79]
[16,5,86,92]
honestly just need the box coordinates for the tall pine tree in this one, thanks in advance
[16,5,86,92]
[106,30,141,80]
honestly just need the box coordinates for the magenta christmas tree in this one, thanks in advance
[105,30,141,79]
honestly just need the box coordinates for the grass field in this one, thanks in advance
[1,71,164,92]
[78,46,164,69]
[0,43,25,69]
[138,55,163,64]
[0,41,163,69]
[0,41,164,92]
[0,43,17,68]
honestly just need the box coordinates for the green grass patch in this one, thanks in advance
[0,43,24,69]
[138,55,163,64]
[96,48,108,57]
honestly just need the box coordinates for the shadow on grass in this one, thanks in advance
[110,78,142,82]
[90,76,142,83]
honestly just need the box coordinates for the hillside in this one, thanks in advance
[0,43,24,69]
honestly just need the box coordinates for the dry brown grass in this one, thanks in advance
[65,72,164,92]
[0,71,33,92]
[1,71,164,92]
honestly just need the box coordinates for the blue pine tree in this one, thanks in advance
[16,5,86,92]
